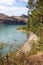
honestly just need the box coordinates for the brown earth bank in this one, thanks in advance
[0,13,28,25]
[26,52,43,65]
[1,52,43,65]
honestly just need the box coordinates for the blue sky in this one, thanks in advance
[0,0,28,16]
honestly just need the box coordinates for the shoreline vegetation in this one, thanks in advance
[0,30,43,65]
[16,26,27,32]
[0,42,8,49]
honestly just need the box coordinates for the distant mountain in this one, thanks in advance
[0,13,28,25]
[20,14,28,18]
[12,14,28,23]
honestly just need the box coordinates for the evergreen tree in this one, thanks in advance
[27,0,43,43]
[28,0,43,35]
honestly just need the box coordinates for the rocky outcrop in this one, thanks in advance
[0,13,28,25]
[20,14,28,18]
[11,14,28,23]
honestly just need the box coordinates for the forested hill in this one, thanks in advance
[0,13,28,25]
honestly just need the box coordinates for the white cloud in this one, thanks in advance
[0,0,28,16]
[0,0,16,5]
[19,0,28,2]
[0,5,28,16]
[24,0,28,2]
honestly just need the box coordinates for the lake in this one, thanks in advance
[0,24,27,55]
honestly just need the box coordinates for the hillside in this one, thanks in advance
[0,13,28,25]
[12,14,28,23]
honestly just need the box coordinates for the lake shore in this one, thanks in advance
[0,31,43,65]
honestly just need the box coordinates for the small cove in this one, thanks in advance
[0,24,27,55]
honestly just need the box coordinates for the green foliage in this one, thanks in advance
[27,0,43,55]
[28,41,43,56]
[16,26,27,30]
[27,0,43,43]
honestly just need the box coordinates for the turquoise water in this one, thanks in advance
[0,24,27,54]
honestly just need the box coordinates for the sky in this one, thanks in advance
[0,0,28,16]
